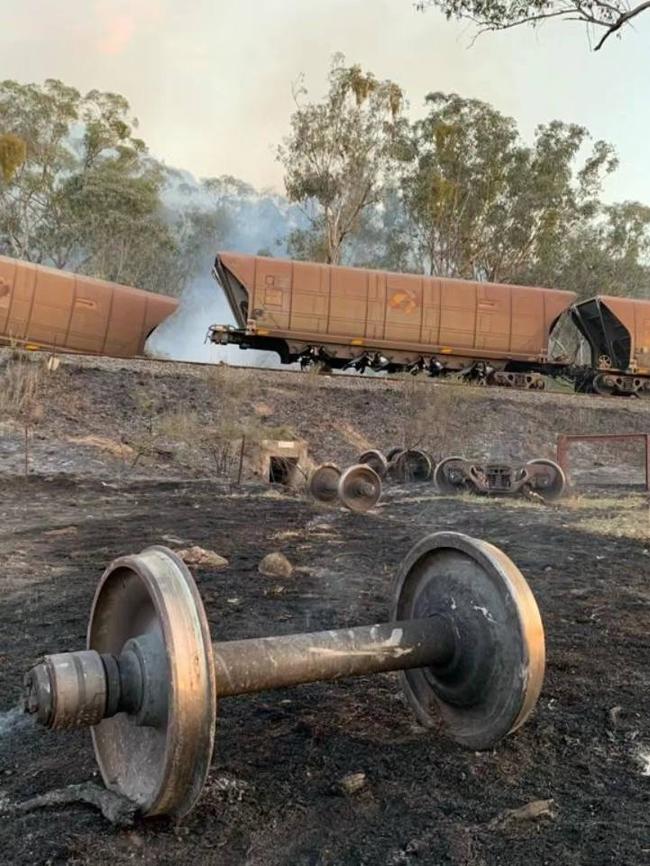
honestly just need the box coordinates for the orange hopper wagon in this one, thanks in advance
[210,252,576,388]
[0,255,178,359]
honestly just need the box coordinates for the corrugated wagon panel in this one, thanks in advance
[4,258,37,342]
[439,280,477,348]
[289,261,329,334]
[29,265,76,347]
[510,289,545,354]
[329,266,368,339]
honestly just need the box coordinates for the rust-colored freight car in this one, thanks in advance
[0,255,178,358]
[210,252,576,386]
[572,295,650,395]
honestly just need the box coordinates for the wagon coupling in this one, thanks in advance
[24,532,545,818]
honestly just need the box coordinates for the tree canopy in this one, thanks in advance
[278,62,650,298]
[0,79,208,294]
[278,54,407,265]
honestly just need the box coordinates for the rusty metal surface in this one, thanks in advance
[308,463,341,503]
[215,252,575,368]
[88,546,216,818]
[434,456,565,499]
[556,432,650,491]
[0,254,177,358]
[357,449,389,478]
[338,464,382,512]
[212,618,455,697]
[389,448,433,482]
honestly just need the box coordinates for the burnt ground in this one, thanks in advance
[0,352,649,865]
[1,478,649,866]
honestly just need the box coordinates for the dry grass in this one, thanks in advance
[127,373,294,480]
[396,377,478,457]
[561,492,650,539]
[0,355,43,420]
[0,354,46,475]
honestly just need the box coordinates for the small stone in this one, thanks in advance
[333,771,367,796]
[177,546,229,569]
[489,798,555,829]
[258,552,293,578]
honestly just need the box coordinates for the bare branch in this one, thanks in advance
[593,0,650,48]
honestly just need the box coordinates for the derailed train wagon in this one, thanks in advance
[210,252,576,387]
[0,255,178,358]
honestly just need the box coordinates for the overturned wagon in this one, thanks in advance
[434,457,566,501]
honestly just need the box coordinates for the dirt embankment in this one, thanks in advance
[2,350,650,481]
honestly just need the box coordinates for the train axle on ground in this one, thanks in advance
[24,532,545,819]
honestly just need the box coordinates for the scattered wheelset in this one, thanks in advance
[434,456,566,501]
[308,462,382,512]
[24,532,545,818]
[388,448,434,482]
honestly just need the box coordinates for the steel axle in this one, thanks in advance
[23,532,545,819]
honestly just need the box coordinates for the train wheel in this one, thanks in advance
[390,449,433,482]
[524,459,566,501]
[357,449,389,479]
[434,457,469,495]
[592,373,617,397]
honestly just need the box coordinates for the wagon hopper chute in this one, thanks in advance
[210,252,576,387]
[571,295,650,396]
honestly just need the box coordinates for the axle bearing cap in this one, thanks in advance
[392,532,545,750]
[88,546,216,818]
[24,650,107,729]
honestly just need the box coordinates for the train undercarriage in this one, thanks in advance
[208,325,649,396]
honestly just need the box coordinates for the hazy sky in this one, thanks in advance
[2,0,649,204]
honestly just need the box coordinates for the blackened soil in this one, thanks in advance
[0,477,649,865]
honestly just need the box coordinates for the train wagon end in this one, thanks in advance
[572,294,650,395]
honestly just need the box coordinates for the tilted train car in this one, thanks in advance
[572,295,650,395]
[209,252,576,388]
[0,255,178,358]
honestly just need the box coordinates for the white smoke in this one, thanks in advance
[144,274,287,367]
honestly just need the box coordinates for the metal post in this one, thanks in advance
[556,435,568,483]
[645,434,650,493]
[211,617,455,698]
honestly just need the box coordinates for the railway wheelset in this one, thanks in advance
[308,446,566,511]
[24,532,545,819]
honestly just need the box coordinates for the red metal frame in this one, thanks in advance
[556,433,650,491]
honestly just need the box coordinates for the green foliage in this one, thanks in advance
[525,201,650,298]
[0,133,26,182]
[0,79,202,295]
[400,93,618,283]
[416,0,650,51]
[278,53,407,264]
